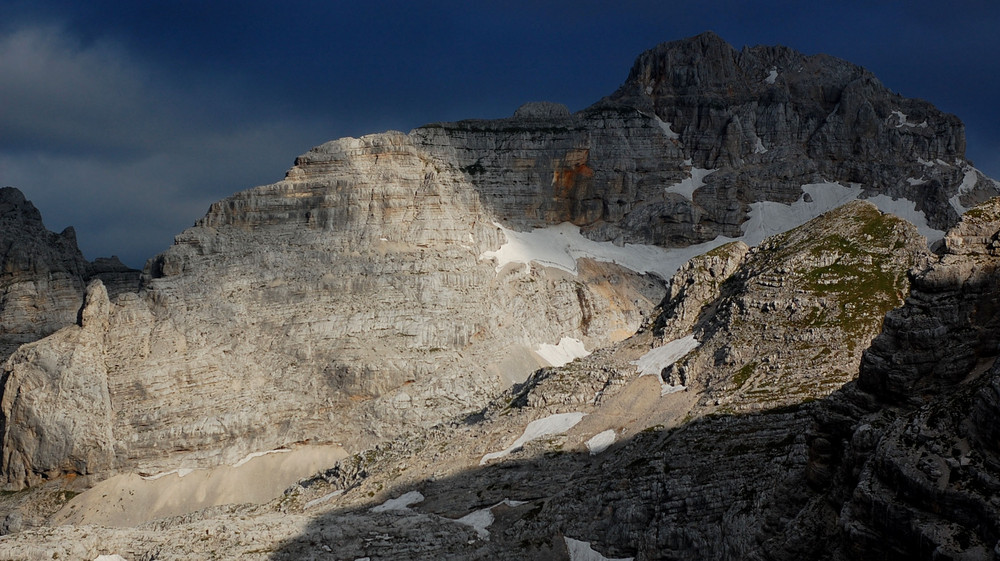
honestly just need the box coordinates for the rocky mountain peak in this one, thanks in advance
[0,35,999,559]
[0,187,141,363]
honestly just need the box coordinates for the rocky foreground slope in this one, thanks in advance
[1,32,999,560]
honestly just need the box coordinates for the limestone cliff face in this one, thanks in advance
[1,33,998,491]
[0,135,663,488]
[0,187,139,364]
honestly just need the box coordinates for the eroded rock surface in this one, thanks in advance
[0,187,139,363]
[0,31,997,527]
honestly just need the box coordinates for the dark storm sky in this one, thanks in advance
[2,0,998,267]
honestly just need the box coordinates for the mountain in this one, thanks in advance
[0,32,998,559]
[0,186,140,363]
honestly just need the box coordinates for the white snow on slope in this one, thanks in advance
[565,537,635,561]
[949,167,981,215]
[483,181,947,283]
[94,556,128,561]
[480,222,734,280]
[653,115,680,139]
[906,177,927,186]
[536,337,590,367]
[866,194,944,241]
[232,448,290,468]
[370,490,424,513]
[891,110,928,128]
[586,430,616,455]
[754,137,768,154]
[632,335,699,395]
[740,182,862,246]
[765,68,778,84]
[453,499,527,539]
[480,412,586,465]
[666,165,717,200]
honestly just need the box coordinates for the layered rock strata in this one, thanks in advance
[0,187,139,363]
[1,32,997,492]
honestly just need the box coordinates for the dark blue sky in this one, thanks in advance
[3,1,998,267]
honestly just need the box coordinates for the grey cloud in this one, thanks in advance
[0,24,333,267]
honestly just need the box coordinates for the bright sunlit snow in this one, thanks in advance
[370,490,425,513]
[483,181,946,283]
[740,182,862,246]
[480,222,733,280]
[765,68,778,84]
[93,556,128,561]
[480,412,586,465]
[632,335,699,395]
[586,430,616,455]
[565,537,635,561]
[535,337,590,367]
[666,166,717,200]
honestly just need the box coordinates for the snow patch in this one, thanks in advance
[764,68,778,84]
[891,110,928,128]
[480,222,733,280]
[666,167,717,200]
[480,412,586,465]
[653,115,679,139]
[452,499,527,540]
[370,490,424,513]
[740,182,862,246]
[94,556,128,561]
[140,468,194,481]
[565,537,635,561]
[304,489,344,509]
[949,168,980,215]
[866,194,945,242]
[457,507,494,539]
[644,85,653,95]
[632,335,699,395]
[536,337,590,367]
[233,448,291,468]
[484,180,946,284]
[754,137,768,154]
[906,177,927,186]
[586,430,616,455]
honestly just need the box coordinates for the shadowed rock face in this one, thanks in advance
[0,187,139,364]
[0,33,997,495]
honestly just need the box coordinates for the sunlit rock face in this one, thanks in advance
[1,32,997,491]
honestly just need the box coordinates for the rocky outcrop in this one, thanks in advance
[650,200,927,412]
[0,187,139,364]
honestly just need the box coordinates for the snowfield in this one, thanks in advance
[535,337,590,367]
[481,180,950,285]
[480,412,586,465]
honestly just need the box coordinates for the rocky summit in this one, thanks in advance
[1,32,999,560]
